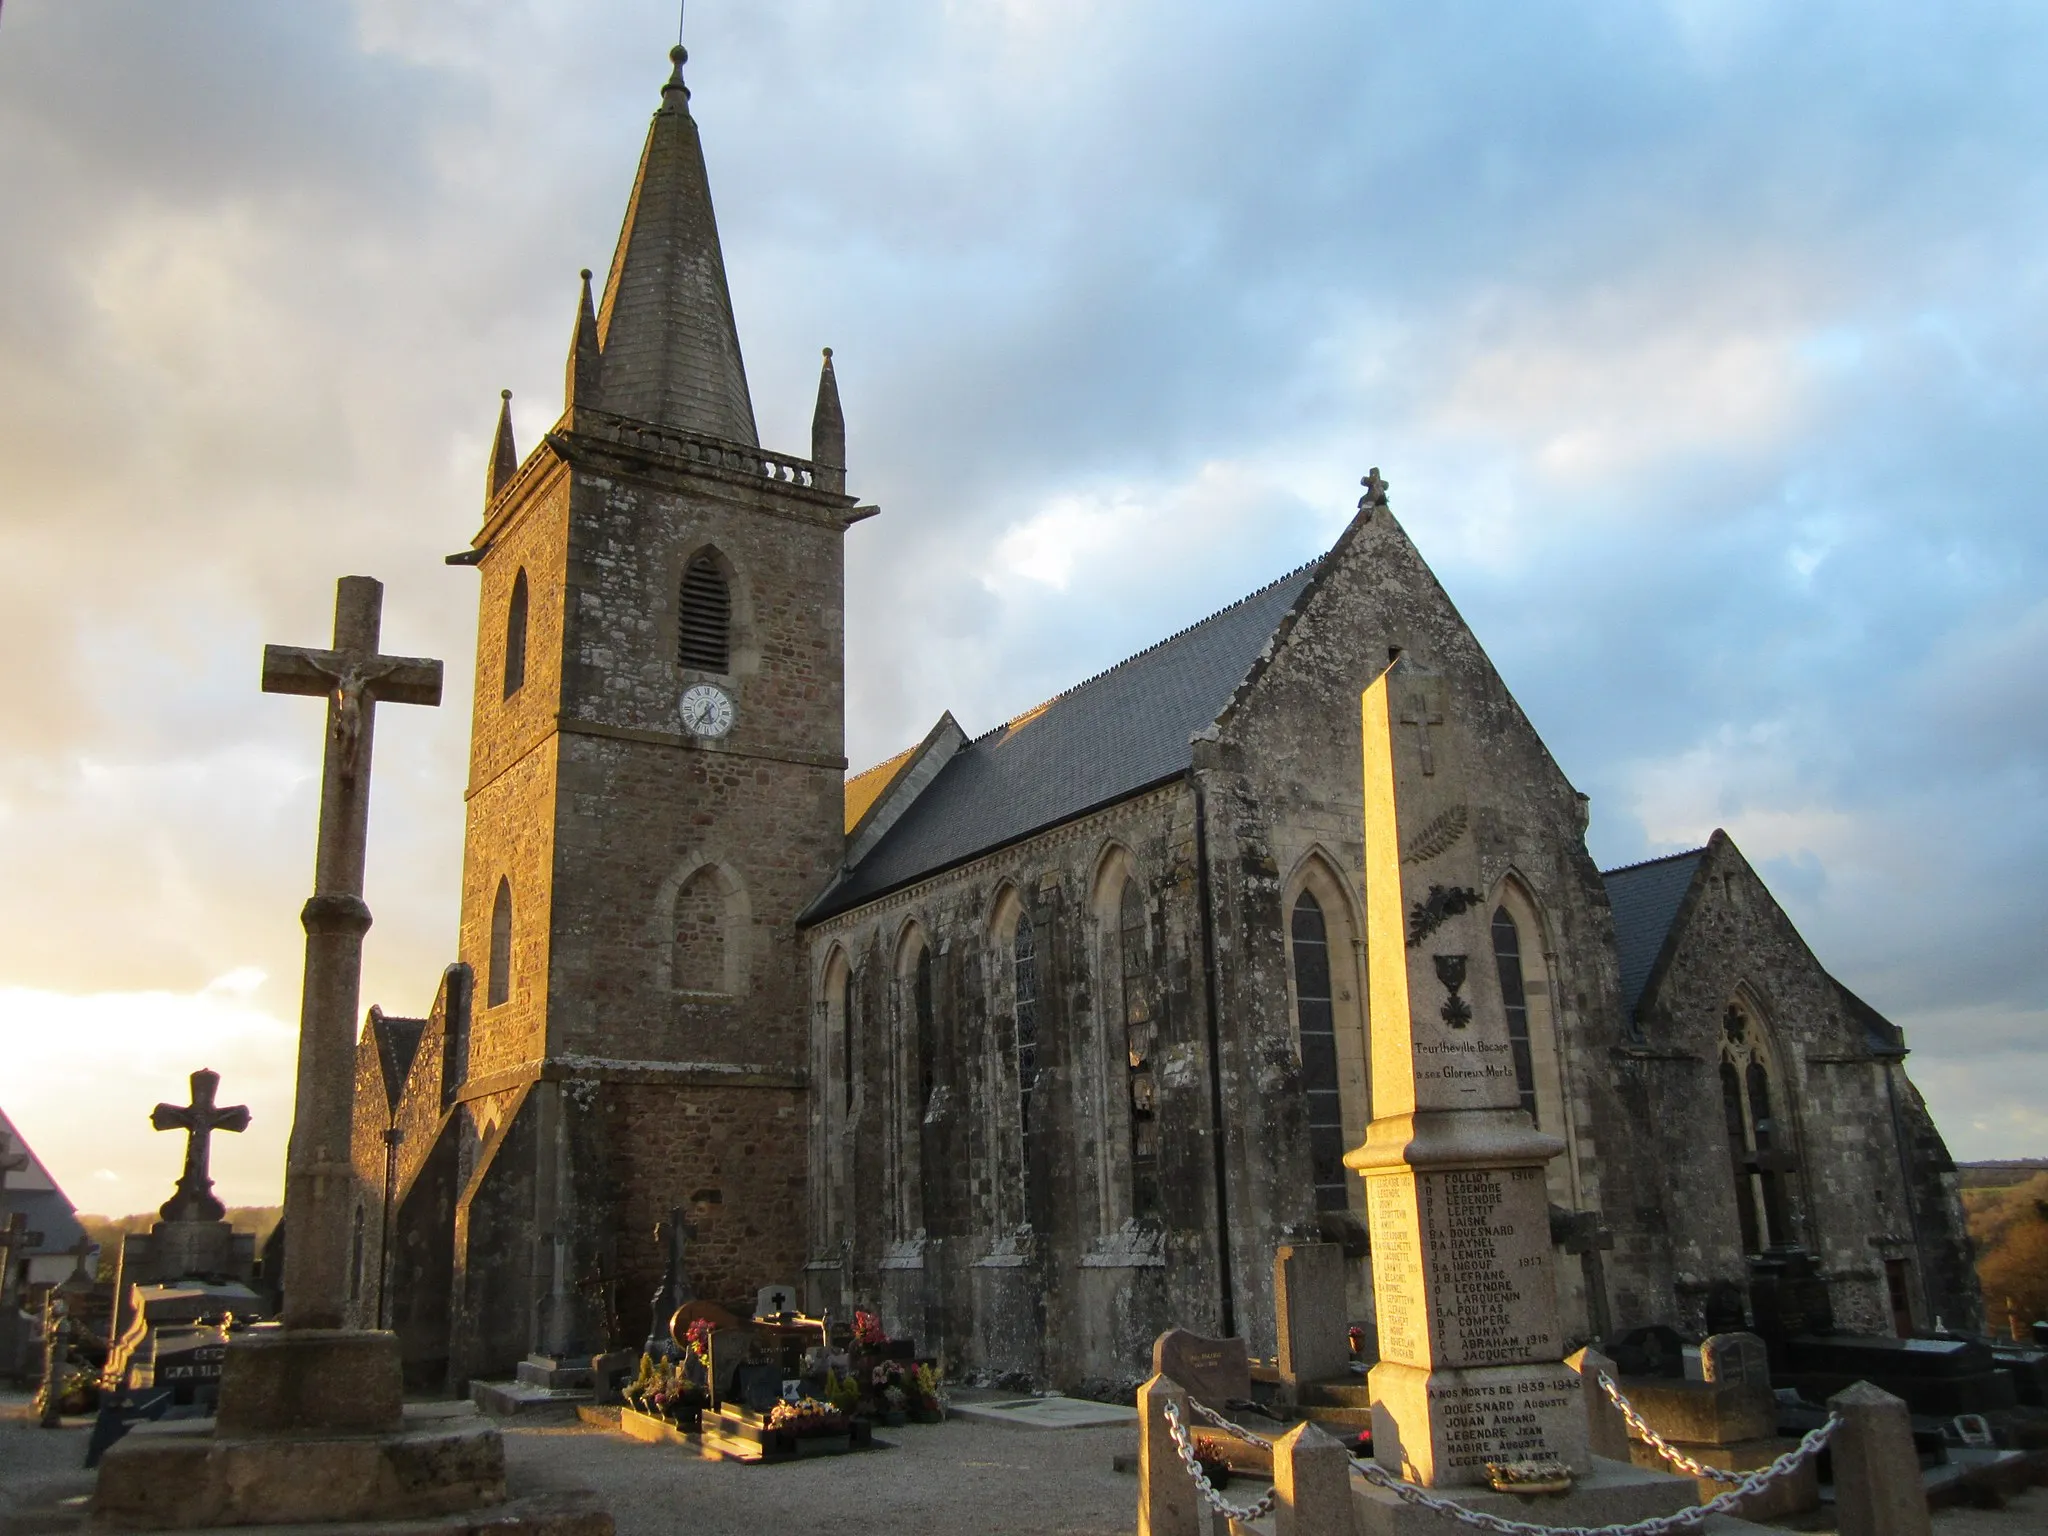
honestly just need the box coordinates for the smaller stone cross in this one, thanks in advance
[0,1210,31,1306]
[152,1069,251,1223]
[1398,687,1444,777]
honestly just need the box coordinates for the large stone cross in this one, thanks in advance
[263,576,441,1330]
[151,1068,251,1223]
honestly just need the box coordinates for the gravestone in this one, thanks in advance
[754,1282,799,1319]
[1700,1331,1769,1390]
[1345,657,1588,1487]
[1154,1327,1251,1413]
[1275,1243,1350,1393]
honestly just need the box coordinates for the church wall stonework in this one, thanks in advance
[804,784,1223,1393]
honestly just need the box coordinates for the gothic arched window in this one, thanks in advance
[1292,891,1347,1212]
[1720,1059,1760,1253]
[1120,879,1161,1221]
[1720,1002,1797,1254]
[1491,907,1539,1124]
[487,877,512,1007]
[840,963,856,1111]
[502,568,529,698]
[677,552,732,672]
[914,945,936,1111]
[1015,911,1039,1136]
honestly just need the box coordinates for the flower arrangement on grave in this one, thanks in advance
[683,1317,717,1369]
[1348,1324,1368,1357]
[767,1396,849,1439]
[622,1354,705,1426]
[1192,1435,1233,1490]
[851,1309,888,1349]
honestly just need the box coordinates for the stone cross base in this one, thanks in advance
[94,1404,503,1529]
[1369,1360,1589,1488]
[215,1329,404,1436]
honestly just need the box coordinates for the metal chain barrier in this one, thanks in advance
[1595,1374,1739,1484]
[1161,1397,1278,1522]
[1346,1411,1839,1536]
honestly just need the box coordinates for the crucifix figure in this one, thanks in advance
[151,1068,251,1223]
[1397,686,1443,777]
[263,576,441,1330]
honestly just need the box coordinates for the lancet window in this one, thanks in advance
[1120,879,1161,1221]
[1291,891,1348,1212]
[1014,911,1039,1136]
[1491,906,1539,1123]
[487,877,512,1008]
[502,569,529,698]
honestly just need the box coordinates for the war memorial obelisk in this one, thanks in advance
[1345,656,1589,1487]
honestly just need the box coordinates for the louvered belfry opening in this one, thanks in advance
[678,552,731,671]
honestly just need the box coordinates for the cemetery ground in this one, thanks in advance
[6,1389,2047,1536]
[0,1387,1137,1536]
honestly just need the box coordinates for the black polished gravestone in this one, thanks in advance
[1779,1333,2017,1417]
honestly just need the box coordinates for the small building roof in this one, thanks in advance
[0,1105,90,1259]
[811,560,1322,921]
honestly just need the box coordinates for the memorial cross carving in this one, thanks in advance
[262,576,442,1331]
[1398,687,1444,776]
[151,1068,251,1222]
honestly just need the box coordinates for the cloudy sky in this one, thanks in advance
[2,1,2043,1213]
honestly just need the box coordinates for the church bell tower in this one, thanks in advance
[447,44,864,1376]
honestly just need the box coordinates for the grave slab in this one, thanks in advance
[947,1394,1138,1430]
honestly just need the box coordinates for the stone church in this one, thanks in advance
[348,44,1978,1394]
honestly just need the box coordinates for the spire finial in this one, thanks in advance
[488,391,518,503]
[665,43,689,96]
[566,268,602,421]
[812,346,846,493]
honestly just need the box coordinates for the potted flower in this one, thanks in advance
[907,1362,945,1423]
[868,1360,915,1425]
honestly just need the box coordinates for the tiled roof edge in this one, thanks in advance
[1600,845,1710,878]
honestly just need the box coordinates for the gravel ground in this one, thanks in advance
[0,1391,1139,1536]
[503,1413,1140,1536]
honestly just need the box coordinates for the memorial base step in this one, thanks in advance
[91,1403,508,1531]
[695,1406,875,1463]
[1350,1454,1710,1536]
[1627,1435,1820,1519]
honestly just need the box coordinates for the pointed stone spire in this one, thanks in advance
[591,44,758,446]
[811,347,845,494]
[487,390,517,502]
[565,268,601,421]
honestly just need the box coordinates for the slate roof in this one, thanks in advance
[1832,978,1907,1056]
[593,49,758,446]
[809,560,1323,920]
[1601,848,1706,1022]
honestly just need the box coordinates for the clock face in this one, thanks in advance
[679,683,735,739]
